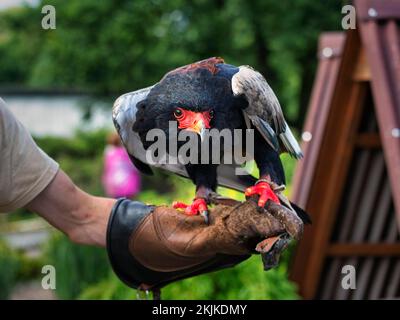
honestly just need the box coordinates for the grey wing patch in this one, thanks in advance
[158,149,258,191]
[232,65,285,133]
[242,110,252,129]
[279,125,303,159]
[216,164,257,192]
[247,115,280,152]
[232,65,303,158]
[112,86,154,174]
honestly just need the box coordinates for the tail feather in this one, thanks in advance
[279,124,303,159]
[290,202,312,224]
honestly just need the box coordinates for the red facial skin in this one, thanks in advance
[174,107,212,132]
[245,181,280,207]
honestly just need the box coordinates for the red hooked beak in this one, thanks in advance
[175,108,212,141]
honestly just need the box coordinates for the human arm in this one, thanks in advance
[0,99,115,246]
[26,169,116,247]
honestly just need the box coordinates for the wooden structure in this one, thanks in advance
[289,0,400,299]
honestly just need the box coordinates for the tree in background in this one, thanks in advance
[0,0,343,130]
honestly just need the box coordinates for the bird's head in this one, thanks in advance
[133,65,242,147]
[173,107,213,141]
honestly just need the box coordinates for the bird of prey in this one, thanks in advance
[113,57,309,228]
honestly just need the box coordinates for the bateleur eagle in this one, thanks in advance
[112,57,310,230]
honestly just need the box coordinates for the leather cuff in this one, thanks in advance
[106,198,155,289]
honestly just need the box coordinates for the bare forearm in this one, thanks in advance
[26,170,116,246]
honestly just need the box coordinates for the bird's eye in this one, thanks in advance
[209,110,214,118]
[174,108,183,118]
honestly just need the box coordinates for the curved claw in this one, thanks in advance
[200,210,209,225]
[172,198,209,224]
[245,181,280,207]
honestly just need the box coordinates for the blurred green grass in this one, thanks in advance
[0,240,20,299]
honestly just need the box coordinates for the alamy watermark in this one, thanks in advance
[41,265,56,290]
[342,5,356,30]
[40,5,356,33]
[341,264,356,290]
[144,121,255,175]
[41,5,56,30]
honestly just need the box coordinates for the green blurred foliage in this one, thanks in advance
[0,240,20,299]
[15,253,45,281]
[0,0,343,128]
[44,233,110,299]
[79,254,299,300]
[0,239,54,299]
[157,245,299,300]
[35,130,108,196]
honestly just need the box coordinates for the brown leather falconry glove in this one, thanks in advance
[107,196,295,292]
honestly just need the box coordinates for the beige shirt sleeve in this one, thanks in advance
[0,98,59,212]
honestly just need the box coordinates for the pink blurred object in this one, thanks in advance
[102,145,141,198]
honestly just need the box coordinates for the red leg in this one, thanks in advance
[173,198,209,224]
[245,180,280,207]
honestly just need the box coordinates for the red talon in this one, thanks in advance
[172,201,190,210]
[245,181,280,207]
[173,198,209,223]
